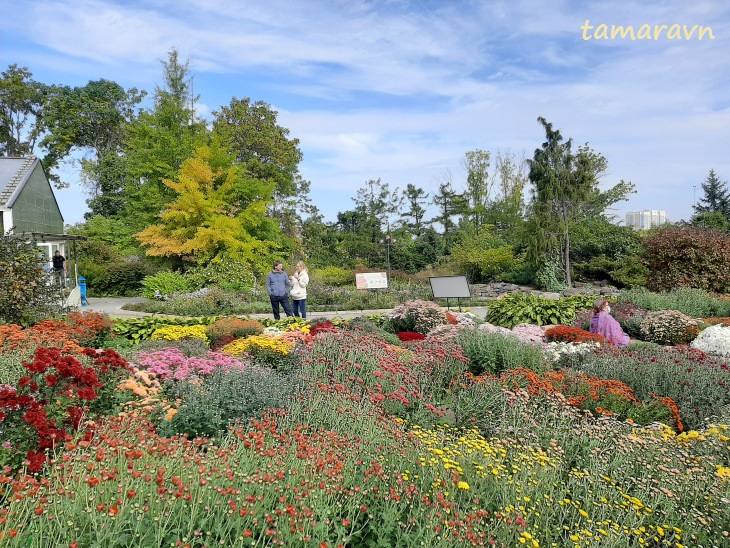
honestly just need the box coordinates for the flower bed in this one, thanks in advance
[0,304,729,546]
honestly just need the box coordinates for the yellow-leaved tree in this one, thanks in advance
[136,145,281,277]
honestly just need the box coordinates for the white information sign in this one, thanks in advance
[356,272,388,289]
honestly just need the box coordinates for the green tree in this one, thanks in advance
[526,117,632,286]
[487,151,527,238]
[461,149,493,229]
[122,48,209,231]
[212,97,302,196]
[39,79,144,189]
[691,211,730,232]
[136,146,281,277]
[399,183,430,235]
[0,64,47,157]
[449,226,521,283]
[693,169,729,221]
[432,178,467,252]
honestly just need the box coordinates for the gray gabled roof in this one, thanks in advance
[0,156,39,208]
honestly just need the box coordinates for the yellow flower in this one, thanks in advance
[457,481,470,490]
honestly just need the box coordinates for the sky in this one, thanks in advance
[2,0,729,227]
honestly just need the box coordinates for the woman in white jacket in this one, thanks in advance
[289,261,309,318]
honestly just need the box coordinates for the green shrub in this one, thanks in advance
[486,294,596,328]
[644,225,730,293]
[608,259,649,288]
[141,271,193,299]
[640,310,700,346]
[619,287,730,318]
[90,260,158,296]
[456,328,547,376]
[534,257,567,291]
[0,233,68,325]
[186,255,257,291]
[313,266,353,286]
[157,366,301,438]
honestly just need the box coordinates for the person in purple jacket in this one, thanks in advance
[590,298,630,346]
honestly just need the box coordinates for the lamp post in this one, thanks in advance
[383,235,396,285]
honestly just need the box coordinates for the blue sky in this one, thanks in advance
[2,0,729,226]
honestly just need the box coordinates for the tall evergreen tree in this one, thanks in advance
[693,169,730,220]
[399,183,430,234]
[526,117,617,287]
[432,179,467,252]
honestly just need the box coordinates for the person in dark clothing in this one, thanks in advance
[266,260,293,320]
[52,250,66,287]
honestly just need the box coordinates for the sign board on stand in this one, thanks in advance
[429,275,471,310]
[356,272,388,289]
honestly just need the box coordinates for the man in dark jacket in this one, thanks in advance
[266,260,293,320]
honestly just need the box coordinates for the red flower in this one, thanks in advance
[25,450,46,473]
[397,331,426,341]
[77,387,98,401]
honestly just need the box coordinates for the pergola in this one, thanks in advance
[19,232,88,288]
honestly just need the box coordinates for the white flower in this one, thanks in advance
[691,324,730,358]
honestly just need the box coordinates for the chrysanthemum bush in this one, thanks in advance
[544,325,606,345]
[0,347,132,472]
[640,310,700,346]
[691,323,730,359]
[205,316,264,344]
[132,348,250,381]
[577,345,730,431]
[384,299,447,335]
[150,324,209,344]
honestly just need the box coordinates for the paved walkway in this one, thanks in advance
[79,297,488,321]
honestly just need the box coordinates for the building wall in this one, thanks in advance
[625,210,667,230]
[9,163,64,233]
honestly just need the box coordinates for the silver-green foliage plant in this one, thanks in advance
[0,352,27,386]
[640,310,700,346]
[456,328,547,376]
[158,366,302,439]
[619,287,730,318]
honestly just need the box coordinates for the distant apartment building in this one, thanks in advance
[625,210,668,230]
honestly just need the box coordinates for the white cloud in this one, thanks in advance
[4,0,729,225]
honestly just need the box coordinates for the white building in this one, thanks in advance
[625,210,668,230]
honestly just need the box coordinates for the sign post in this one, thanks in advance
[428,275,471,311]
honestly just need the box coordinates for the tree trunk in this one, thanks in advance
[564,225,571,287]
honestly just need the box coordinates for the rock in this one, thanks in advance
[541,292,562,301]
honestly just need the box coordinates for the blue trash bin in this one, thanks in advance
[79,276,88,306]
